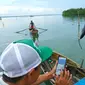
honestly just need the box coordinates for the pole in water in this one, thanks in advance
[80,25,85,39]
[80,59,84,68]
[78,39,82,49]
[77,11,82,49]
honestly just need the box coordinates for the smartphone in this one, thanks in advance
[56,57,66,75]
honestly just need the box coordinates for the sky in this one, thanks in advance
[0,0,85,15]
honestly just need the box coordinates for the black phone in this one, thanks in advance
[56,57,66,75]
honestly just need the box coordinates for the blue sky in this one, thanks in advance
[0,0,85,15]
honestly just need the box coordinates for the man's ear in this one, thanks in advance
[28,68,35,76]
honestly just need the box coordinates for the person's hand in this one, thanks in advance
[46,61,58,80]
[51,61,58,73]
[32,61,58,85]
[55,69,73,85]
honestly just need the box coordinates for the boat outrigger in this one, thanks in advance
[41,51,85,84]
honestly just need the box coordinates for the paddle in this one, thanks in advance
[37,28,48,35]
[15,32,28,36]
[15,27,48,36]
[39,30,47,34]
[37,28,48,31]
[15,28,28,33]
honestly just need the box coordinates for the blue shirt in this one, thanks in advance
[74,78,85,85]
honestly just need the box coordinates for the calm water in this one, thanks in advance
[0,15,85,68]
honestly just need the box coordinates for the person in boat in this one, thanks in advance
[29,20,36,31]
[29,20,39,44]
[0,39,72,85]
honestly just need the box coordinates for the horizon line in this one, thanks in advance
[0,14,62,18]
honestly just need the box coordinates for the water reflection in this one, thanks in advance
[63,16,85,24]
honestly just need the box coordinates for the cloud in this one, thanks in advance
[0,6,21,15]
[20,7,63,14]
[0,6,63,15]
[11,0,16,2]
[11,0,16,3]
[0,6,9,14]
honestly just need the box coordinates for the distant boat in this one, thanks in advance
[30,15,34,17]
[0,17,2,20]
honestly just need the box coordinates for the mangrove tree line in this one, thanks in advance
[62,8,85,17]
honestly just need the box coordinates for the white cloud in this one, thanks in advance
[21,7,63,14]
[8,0,16,3]
[0,6,9,14]
[0,6,63,15]
[0,6,21,15]
[11,0,16,2]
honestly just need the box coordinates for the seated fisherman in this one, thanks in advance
[29,20,36,31]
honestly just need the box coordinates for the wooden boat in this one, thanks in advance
[41,51,85,84]
[29,28,38,35]
[29,28,39,42]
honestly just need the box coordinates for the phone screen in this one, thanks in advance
[56,57,66,75]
